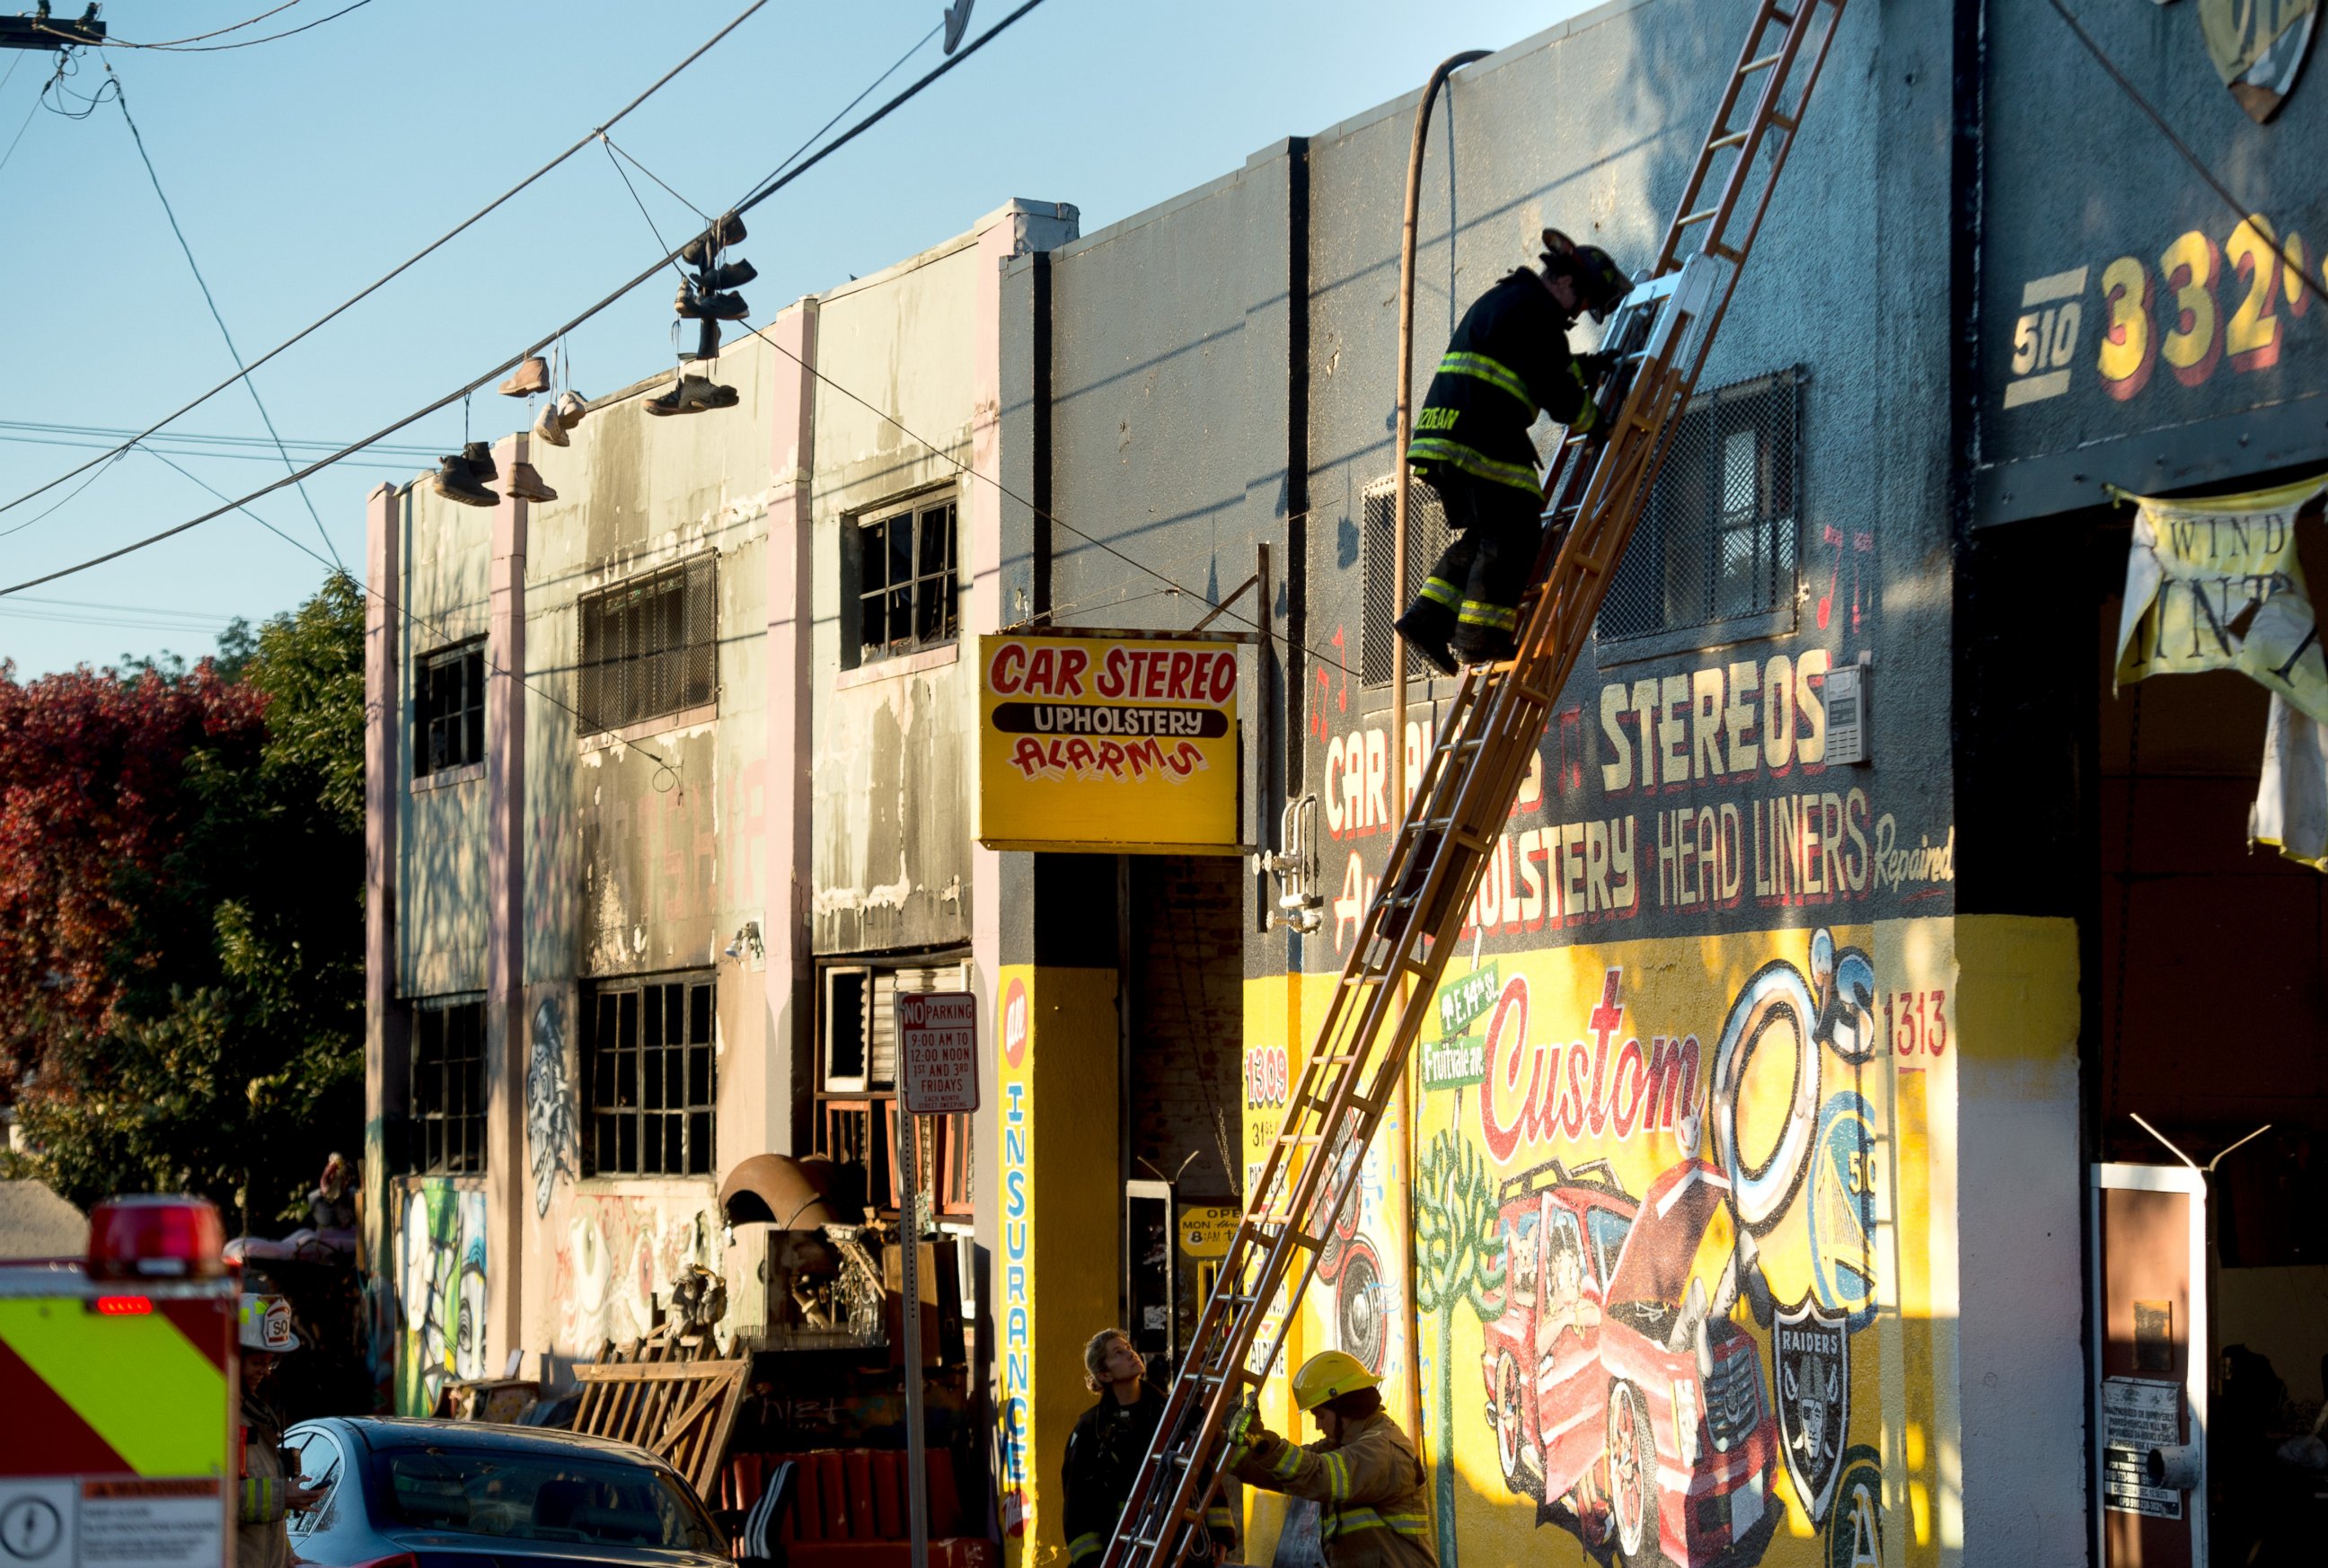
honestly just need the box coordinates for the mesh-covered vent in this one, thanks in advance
[577,552,718,733]
[1361,479,1457,687]
[1597,367,1803,643]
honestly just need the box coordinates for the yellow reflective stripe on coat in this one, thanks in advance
[1570,392,1601,435]
[1406,436,1541,495]
[1069,1533,1102,1562]
[1437,350,1532,405]
[1323,1451,1352,1501]
[1459,601,1517,631]
[0,1299,229,1476]
[1271,1443,1302,1481]
[1419,576,1461,610]
[1381,1508,1432,1537]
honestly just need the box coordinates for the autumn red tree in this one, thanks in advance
[0,661,267,1075]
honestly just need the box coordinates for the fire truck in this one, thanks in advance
[0,1195,240,1566]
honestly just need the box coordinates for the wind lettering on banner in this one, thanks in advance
[2115,475,2328,718]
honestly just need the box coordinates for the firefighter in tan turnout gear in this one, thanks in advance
[1230,1351,1435,1568]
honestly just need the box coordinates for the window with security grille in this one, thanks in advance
[576,554,717,734]
[851,494,957,665]
[409,996,485,1175]
[1596,366,1803,645]
[414,639,485,777]
[1360,479,1459,688]
[584,973,718,1176]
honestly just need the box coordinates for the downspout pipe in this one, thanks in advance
[1390,41,1487,1475]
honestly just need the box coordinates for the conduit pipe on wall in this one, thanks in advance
[1390,44,1487,1467]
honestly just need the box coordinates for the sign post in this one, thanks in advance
[896,991,980,1568]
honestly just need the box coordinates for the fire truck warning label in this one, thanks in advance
[0,1477,225,1566]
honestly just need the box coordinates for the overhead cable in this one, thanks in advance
[0,0,772,524]
[0,0,1059,595]
[107,59,341,568]
[2049,0,2326,313]
[40,0,378,53]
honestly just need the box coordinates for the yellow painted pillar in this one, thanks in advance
[996,963,1123,1568]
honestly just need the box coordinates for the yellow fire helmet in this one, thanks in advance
[1290,1349,1380,1412]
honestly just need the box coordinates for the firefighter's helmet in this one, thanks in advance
[1289,1349,1380,1412]
[238,1292,301,1354]
[1539,228,1632,323]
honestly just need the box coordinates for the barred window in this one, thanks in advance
[577,554,717,734]
[585,973,717,1176]
[1597,366,1803,645]
[409,997,485,1175]
[851,495,957,665]
[1360,479,1459,688]
[414,639,485,777]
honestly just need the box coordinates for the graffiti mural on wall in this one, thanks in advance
[1389,924,1921,1568]
[394,1181,487,1416]
[551,1196,719,1353]
[527,995,575,1219]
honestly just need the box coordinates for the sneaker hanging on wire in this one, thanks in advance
[645,373,738,418]
[430,452,497,508]
[506,461,557,503]
[498,356,549,398]
[461,441,499,484]
[680,212,746,268]
[532,399,569,448]
[675,281,748,322]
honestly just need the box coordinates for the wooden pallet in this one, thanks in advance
[571,1325,750,1500]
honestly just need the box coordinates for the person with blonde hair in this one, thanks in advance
[1063,1329,1238,1566]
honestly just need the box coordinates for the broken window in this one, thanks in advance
[414,639,486,777]
[815,957,974,1216]
[851,494,957,665]
[584,973,718,1177]
[576,554,718,734]
[409,996,486,1175]
[1597,366,1803,645]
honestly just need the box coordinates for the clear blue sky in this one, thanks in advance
[0,0,1595,675]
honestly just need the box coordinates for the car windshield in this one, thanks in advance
[1585,1206,1632,1287]
[369,1444,721,1552]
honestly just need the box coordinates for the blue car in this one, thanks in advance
[281,1417,733,1567]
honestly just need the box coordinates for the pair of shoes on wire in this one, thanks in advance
[430,441,558,507]
[532,390,589,448]
[646,372,739,418]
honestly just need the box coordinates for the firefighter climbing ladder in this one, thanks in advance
[1098,5,1847,1568]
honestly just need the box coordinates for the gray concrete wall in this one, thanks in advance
[1976,0,2328,523]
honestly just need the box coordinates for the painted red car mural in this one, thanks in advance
[1478,1158,1782,1567]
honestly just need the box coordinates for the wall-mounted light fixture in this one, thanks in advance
[724,921,764,962]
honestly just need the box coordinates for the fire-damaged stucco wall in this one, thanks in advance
[396,484,490,999]
[812,213,1078,955]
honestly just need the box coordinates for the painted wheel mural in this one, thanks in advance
[1492,1349,1530,1493]
[1711,961,1822,1232]
[1607,1381,1657,1567]
[1334,1238,1386,1374]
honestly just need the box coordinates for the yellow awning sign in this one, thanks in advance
[2113,474,2328,720]
[977,633,1243,854]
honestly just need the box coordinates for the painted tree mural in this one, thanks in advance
[1413,1128,1503,1568]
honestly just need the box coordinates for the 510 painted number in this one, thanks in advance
[1882,988,1949,1062]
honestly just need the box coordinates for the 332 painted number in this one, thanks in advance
[1882,989,1948,1062]
[2100,214,2311,401]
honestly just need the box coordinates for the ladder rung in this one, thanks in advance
[1708,128,1749,150]
[1770,110,1799,133]
[1741,50,1782,73]
[1676,207,1716,227]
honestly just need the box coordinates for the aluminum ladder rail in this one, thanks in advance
[1097,7,1847,1568]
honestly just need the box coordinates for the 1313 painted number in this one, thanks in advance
[1882,989,1949,1065]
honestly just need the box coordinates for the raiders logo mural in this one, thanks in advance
[1775,1299,1851,1521]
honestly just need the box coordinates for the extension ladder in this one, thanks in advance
[1098,6,1847,1567]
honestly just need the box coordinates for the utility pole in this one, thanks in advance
[0,4,106,53]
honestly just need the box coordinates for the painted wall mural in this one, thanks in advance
[393,1180,488,1416]
[1248,921,1952,1568]
[526,994,576,1219]
[549,1195,720,1353]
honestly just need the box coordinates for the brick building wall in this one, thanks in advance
[1127,854,1246,1204]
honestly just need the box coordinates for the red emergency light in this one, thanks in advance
[93,1294,153,1316]
[86,1194,225,1281]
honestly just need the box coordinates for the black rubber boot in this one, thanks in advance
[1393,603,1459,677]
[431,454,497,508]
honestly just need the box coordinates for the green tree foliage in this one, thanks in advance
[3,576,365,1229]
[1413,1128,1504,1568]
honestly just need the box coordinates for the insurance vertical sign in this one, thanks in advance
[976,633,1242,853]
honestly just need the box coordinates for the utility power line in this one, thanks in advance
[0,0,1061,596]
[0,0,772,525]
